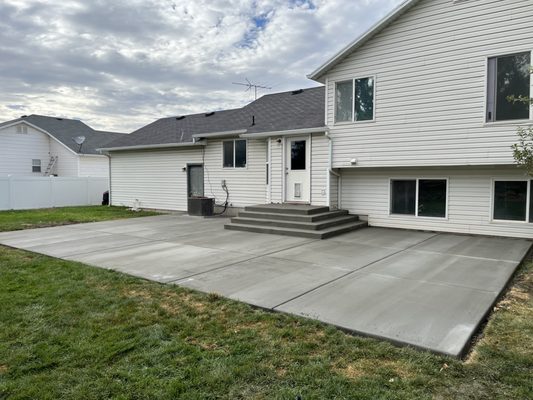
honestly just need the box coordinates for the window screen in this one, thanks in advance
[418,179,447,218]
[223,141,234,168]
[335,81,353,122]
[355,77,374,121]
[493,181,527,221]
[391,180,416,215]
[487,52,531,122]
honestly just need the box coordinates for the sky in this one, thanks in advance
[0,0,403,132]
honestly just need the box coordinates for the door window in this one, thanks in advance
[291,140,306,170]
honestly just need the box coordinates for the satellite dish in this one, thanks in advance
[73,136,86,152]
[73,136,86,145]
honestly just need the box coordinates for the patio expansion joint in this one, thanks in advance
[270,233,441,311]
[168,239,318,284]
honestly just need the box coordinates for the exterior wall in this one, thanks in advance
[341,166,533,238]
[325,0,533,168]
[203,138,267,207]
[269,137,284,203]
[50,139,79,177]
[79,155,109,177]
[110,148,203,211]
[310,133,329,206]
[0,124,50,176]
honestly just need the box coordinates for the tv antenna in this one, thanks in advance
[232,78,271,100]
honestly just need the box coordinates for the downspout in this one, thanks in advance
[325,131,341,209]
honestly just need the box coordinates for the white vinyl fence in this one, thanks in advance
[0,176,109,210]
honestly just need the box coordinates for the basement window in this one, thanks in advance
[390,178,448,218]
[32,159,41,173]
[223,139,247,168]
[492,180,532,222]
[486,52,531,122]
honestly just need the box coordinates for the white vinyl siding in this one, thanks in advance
[0,124,50,176]
[341,166,533,238]
[49,139,79,177]
[110,148,203,211]
[325,0,533,168]
[203,139,266,207]
[78,156,109,177]
[269,137,284,203]
[310,133,329,206]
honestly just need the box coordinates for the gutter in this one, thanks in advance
[240,126,328,139]
[97,141,205,152]
[192,129,248,140]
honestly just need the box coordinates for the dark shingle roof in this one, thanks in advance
[0,115,127,154]
[103,86,325,149]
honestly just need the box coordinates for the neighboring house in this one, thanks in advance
[0,115,126,177]
[102,0,533,239]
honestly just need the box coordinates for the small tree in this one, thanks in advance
[510,66,533,176]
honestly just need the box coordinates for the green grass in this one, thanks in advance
[0,206,160,232]
[0,245,531,399]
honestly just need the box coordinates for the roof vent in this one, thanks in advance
[291,89,304,95]
[205,112,215,117]
[175,116,185,120]
[56,118,63,121]
[20,115,27,118]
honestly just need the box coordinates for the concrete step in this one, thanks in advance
[244,204,330,215]
[224,220,368,239]
[231,215,359,231]
[238,209,349,222]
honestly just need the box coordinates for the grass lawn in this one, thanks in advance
[0,244,531,399]
[0,206,159,232]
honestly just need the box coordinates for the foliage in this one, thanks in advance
[0,206,159,232]
[510,66,533,176]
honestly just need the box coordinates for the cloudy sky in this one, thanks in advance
[0,0,402,132]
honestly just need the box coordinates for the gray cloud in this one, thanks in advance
[0,0,403,131]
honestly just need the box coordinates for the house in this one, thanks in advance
[102,0,533,239]
[0,115,126,177]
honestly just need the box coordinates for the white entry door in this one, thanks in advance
[285,136,310,203]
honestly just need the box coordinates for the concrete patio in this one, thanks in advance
[0,214,530,357]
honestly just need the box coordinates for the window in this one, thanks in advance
[487,52,531,122]
[390,178,447,218]
[335,76,375,122]
[223,139,246,168]
[291,140,306,170]
[493,180,531,222]
[16,125,28,134]
[32,159,41,173]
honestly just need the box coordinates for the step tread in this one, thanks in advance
[232,215,357,228]
[225,220,367,239]
[239,209,348,221]
[244,205,330,215]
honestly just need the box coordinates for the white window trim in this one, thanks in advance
[490,178,531,224]
[484,50,533,124]
[222,139,247,169]
[333,75,377,125]
[388,177,449,220]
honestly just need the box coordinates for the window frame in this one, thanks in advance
[16,124,28,134]
[32,159,41,173]
[485,50,533,124]
[490,178,532,224]
[388,177,449,220]
[334,75,377,124]
[222,139,247,169]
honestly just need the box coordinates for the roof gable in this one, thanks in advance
[308,0,421,82]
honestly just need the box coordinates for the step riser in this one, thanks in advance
[239,210,349,222]
[231,216,358,231]
[244,206,330,215]
[225,221,368,239]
